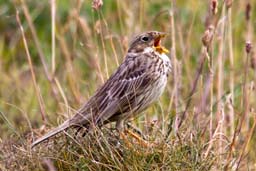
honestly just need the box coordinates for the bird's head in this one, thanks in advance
[128,31,169,54]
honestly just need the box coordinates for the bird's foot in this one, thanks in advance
[126,122,147,140]
[119,129,154,148]
[125,129,153,148]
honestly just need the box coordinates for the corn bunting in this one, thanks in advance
[32,31,171,147]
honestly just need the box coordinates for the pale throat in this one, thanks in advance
[143,47,170,63]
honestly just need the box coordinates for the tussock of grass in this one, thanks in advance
[1,126,216,171]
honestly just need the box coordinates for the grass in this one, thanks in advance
[1,0,256,170]
[1,126,216,170]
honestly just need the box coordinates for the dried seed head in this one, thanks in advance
[246,41,252,54]
[211,0,218,15]
[92,0,103,11]
[225,0,233,9]
[245,3,251,21]
[202,25,215,47]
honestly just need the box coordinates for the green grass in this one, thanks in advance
[1,0,256,170]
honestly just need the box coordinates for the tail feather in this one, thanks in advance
[31,120,72,148]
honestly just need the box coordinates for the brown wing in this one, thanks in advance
[93,52,158,123]
[71,52,159,126]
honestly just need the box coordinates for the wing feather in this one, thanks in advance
[94,54,158,124]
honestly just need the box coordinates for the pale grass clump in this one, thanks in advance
[1,125,216,171]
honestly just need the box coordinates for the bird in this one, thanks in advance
[31,31,171,148]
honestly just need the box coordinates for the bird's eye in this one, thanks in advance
[141,36,149,42]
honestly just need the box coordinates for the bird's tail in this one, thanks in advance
[31,120,72,148]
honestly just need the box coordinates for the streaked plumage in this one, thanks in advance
[32,31,171,147]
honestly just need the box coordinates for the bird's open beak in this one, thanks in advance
[153,33,169,54]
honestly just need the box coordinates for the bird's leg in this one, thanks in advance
[74,126,82,139]
[116,119,125,132]
[126,122,147,140]
[116,119,132,147]
[74,125,90,139]
[125,129,151,147]
[116,120,151,147]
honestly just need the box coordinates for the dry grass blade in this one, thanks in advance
[16,10,47,123]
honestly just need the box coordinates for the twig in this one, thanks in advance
[20,0,60,103]
[178,47,208,129]
[169,0,179,132]
[16,10,47,122]
[227,0,235,136]
[20,0,50,81]
[234,41,251,170]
